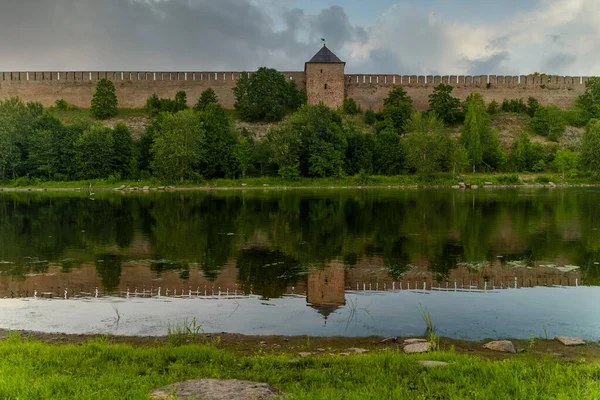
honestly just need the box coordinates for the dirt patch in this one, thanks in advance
[3,330,599,362]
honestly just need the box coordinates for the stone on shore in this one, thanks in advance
[142,186,150,191]
[150,379,285,400]
[483,340,516,353]
[555,336,585,346]
[345,348,369,354]
[418,360,449,368]
[404,342,433,354]
[404,338,428,345]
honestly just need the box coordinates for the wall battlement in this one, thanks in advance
[0,69,590,111]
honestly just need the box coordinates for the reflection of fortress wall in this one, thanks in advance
[307,263,346,306]
[345,259,582,291]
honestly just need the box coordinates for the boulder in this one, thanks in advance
[471,185,479,189]
[298,352,312,358]
[483,340,516,353]
[404,342,433,354]
[158,186,166,191]
[555,336,585,346]
[381,337,397,343]
[142,186,150,191]
[484,182,493,185]
[404,338,427,344]
[548,182,557,188]
[150,379,285,400]
[418,360,449,368]
[345,348,369,354]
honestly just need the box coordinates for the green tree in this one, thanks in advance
[373,129,404,175]
[403,112,453,174]
[197,103,238,179]
[344,128,374,175]
[378,87,413,133]
[364,109,377,126]
[428,84,462,123]
[526,97,540,117]
[461,95,486,172]
[194,88,219,112]
[234,68,302,122]
[173,91,188,112]
[343,98,361,115]
[487,100,499,115]
[234,139,255,178]
[581,119,600,178]
[28,129,57,178]
[577,77,600,121]
[151,110,202,183]
[75,125,115,179]
[553,149,579,179]
[531,105,566,141]
[90,78,118,119]
[112,123,133,179]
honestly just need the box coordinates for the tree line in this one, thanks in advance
[2,67,600,183]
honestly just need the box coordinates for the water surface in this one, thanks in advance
[0,188,598,339]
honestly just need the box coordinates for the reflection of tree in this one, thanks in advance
[236,247,302,299]
[95,254,122,292]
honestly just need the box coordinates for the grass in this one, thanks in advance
[0,172,597,190]
[0,333,599,399]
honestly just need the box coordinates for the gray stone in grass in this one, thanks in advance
[150,379,285,400]
[418,360,449,368]
[483,340,516,353]
[404,338,428,345]
[555,336,585,346]
[404,342,433,354]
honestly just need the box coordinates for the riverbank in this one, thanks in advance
[0,173,598,191]
[1,331,599,399]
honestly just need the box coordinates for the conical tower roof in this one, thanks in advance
[306,45,345,65]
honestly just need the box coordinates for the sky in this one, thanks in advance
[0,0,597,76]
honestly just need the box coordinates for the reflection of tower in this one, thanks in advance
[306,263,346,324]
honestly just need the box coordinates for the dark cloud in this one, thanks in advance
[0,0,362,71]
[542,52,577,73]
[465,51,510,75]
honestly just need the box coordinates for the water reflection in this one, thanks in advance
[0,189,598,301]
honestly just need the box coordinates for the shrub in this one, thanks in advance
[343,98,361,115]
[90,78,118,119]
[497,174,520,184]
[55,99,69,111]
[194,88,219,112]
[364,109,377,125]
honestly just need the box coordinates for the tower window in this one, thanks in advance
[324,84,328,89]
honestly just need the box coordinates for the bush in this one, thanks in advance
[364,109,377,125]
[90,78,118,119]
[343,98,361,115]
[145,91,188,116]
[194,88,219,112]
[497,174,520,184]
[487,100,499,115]
[501,98,527,114]
[428,84,462,123]
[55,99,69,111]
[531,106,566,141]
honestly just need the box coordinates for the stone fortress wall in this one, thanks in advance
[0,70,590,111]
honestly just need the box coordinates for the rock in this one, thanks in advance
[381,337,397,343]
[298,352,312,358]
[317,348,326,352]
[485,182,493,185]
[549,182,557,188]
[345,348,368,354]
[158,186,165,191]
[471,185,479,189]
[404,338,427,345]
[242,183,248,187]
[149,379,285,400]
[483,340,516,353]
[451,185,461,189]
[142,186,150,191]
[404,342,433,354]
[555,336,585,346]
[418,360,449,368]
[263,184,269,187]
[458,182,466,189]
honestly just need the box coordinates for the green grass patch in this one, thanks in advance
[0,172,597,190]
[0,336,598,399]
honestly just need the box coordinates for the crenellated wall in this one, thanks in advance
[345,74,589,111]
[0,71,306,109]
[0,70,590,111]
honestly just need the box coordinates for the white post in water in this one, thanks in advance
[400,282,402,290]
[484,281,488,292]
[423,281,426,291]
[454,281,457,291]
[392,282,395,291]
[126,288,130,298]
[64,288,68,299]
[189,290,192,298]
[158,287,161,297]
[376,282,379,291]
[369,283,372,291]
[95,287,99,298]
[34,289,37,299]
[576,279,579,287]
[363,283,366,291]
[408,282,410,290]
[514,277,518,289]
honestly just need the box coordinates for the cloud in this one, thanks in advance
[1,0,600,76]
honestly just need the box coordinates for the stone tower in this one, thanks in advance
[305,45,345,109]
[307,262,346,324]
